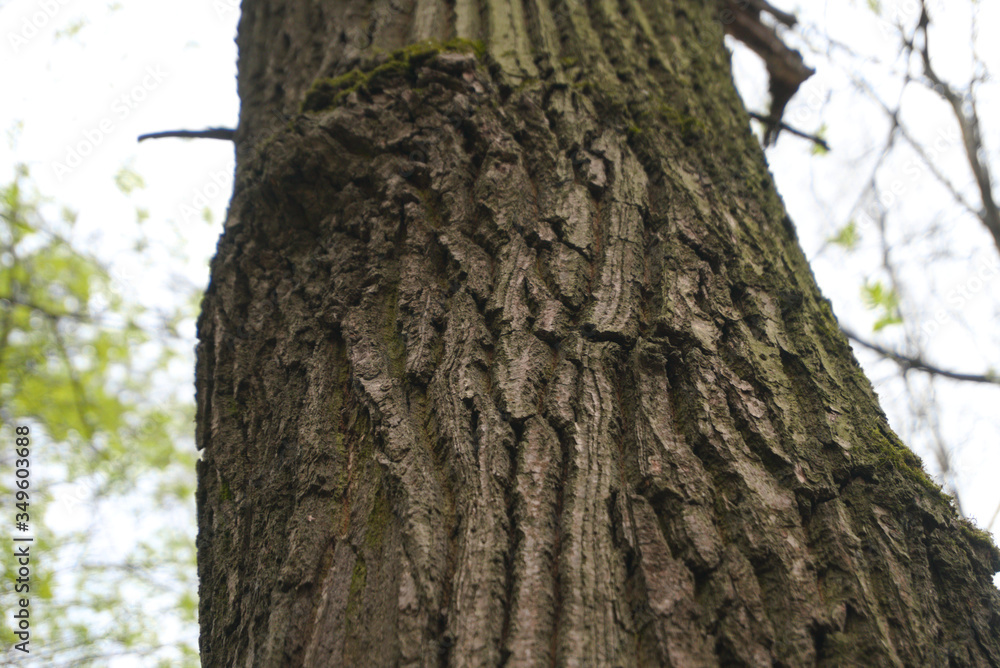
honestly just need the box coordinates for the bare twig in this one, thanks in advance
[843,327,1000,385]
[988,499,1000,532]
[748,111,830,151]
[137,127,235,143]
[915,0,1000,253]
[747,0,798,27]
[724,0,814,146]
[849,74,981,220]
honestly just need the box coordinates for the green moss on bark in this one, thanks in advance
[344,556,367,631]
[301,38,485,113]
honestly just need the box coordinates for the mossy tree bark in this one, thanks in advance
[195,1,1000,665]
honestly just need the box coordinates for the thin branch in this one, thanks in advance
[747,0,798,27]
[48,318,98,440]
[915,0,1000,254]
[988,499,1000,532]
[4,295,93,322]
[813,113,897,262]
[748,111,830,151]
[843,327,1000,385]
[137,127,235,143]
[851,74,981,220]
[802,13,985,231]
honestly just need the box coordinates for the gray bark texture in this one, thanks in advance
[195,1,1000,666]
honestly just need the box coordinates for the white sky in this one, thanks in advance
[1,0,997,657]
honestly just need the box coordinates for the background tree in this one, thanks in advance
[195,0,1000,665]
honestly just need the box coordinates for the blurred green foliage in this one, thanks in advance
[862,278,904,332]
[1,164,199,665]
[828,219,860,252]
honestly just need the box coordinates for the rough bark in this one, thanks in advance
[195,1,1000,666]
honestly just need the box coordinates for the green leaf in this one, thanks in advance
[873,312,904,331]
[861,279,903,331]
[114,165,146,195]
[811,123,830,155]
[61,206,78,225]
[55,18,88,40]
[828,219,860,251]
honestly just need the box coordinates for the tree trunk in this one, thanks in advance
[195,1,1000,665]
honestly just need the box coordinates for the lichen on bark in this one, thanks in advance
[195,1,1000,666]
